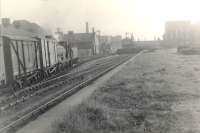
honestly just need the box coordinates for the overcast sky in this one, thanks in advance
[1,0,200,40]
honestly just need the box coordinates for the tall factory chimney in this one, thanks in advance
[86,22,89,33]
[92,27,95,33]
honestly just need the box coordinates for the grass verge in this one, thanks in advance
[51,52,183,133]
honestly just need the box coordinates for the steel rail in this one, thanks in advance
[1,56,120,107]
[0,57,121,111]
[0,55,119,105]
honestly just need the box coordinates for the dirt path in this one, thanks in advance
[15,54,139,133]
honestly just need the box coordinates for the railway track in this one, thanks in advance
[0,54,135,133]
[0,55,118,110]
[0,56,120,118]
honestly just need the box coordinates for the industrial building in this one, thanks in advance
[163,21,200,47]
[58,23,100,59]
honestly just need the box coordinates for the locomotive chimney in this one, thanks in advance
[86,22,89,33]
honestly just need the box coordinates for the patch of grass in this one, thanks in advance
[51,102,108,133]
[51,53,186,133]
[51,77,177,133]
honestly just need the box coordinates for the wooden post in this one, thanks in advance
[2,36,14,84]
[37,38,44,70]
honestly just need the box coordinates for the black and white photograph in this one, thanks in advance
[0,0,200,133]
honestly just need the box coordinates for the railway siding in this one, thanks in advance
[0,54,137,133]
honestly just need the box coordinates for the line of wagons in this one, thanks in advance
[0,35,79,91]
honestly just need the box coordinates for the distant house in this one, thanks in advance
[62,31,100,58]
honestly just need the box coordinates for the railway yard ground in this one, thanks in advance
[49,49,200,133]
[1,48,200,133]
[0,54,133,133]
[15,52,138,133]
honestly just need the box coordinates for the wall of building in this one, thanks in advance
[163,21,200,47]
[192,23,200,45]
[94,34,100,54]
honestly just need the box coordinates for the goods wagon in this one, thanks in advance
[3,35,41,88]
[1,35,58,89]
[1,35,79,90]
[39,36,58,68]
